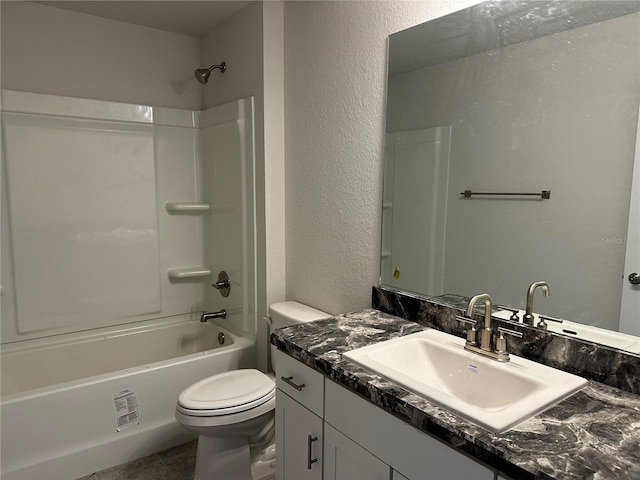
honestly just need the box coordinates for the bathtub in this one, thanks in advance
[0,315,256,480]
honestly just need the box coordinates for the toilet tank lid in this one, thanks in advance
[268,301,331,325]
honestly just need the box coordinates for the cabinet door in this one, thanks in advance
[323,423,390,480]
[273,348,324,416]
[325,380,494,480]
[276,389,323,480]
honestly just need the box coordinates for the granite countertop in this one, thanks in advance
[270,309,640,480]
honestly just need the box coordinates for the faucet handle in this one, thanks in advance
[494,327,523,360]
[496,305,520,322]
[496,326,523,341]
[456,315,476,325]
[456,316,478,346]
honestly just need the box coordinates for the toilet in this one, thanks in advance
[175,301,331,480]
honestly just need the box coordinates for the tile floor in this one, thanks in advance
[76,437,277,480]
[76,440,197,480]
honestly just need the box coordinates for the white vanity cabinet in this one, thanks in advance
[274,348,496,480]
[323,423,390,480]
[274,349,324,480]
[275,390,323,480]
[324,380,494,480]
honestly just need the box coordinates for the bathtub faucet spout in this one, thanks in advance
[201,309,227,322]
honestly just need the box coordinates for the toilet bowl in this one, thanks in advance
[176,369,276,480]
[175,301,331,480]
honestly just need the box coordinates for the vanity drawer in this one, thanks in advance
[273,348,324,416]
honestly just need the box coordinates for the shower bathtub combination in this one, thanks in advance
[1,319,254,479]
[0,90,257,480]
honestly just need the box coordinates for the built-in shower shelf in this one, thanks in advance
[167,267,212,279]
[165,202,211,213]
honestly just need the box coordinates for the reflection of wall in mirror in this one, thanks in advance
[386,13,640,331]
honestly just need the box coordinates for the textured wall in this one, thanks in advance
[283,0,478,315]
[0,2,201,110]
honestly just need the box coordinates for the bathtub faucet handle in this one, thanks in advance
[212,271,230,297]
[201,309,227,322]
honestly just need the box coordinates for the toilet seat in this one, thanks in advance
[177,369,275,418]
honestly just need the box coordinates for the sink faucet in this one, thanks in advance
[466,293,493,352]
[456,293,523,362]
[523,281,550,326]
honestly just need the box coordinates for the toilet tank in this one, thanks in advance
[267,301,331,373]
[268,301,331,331]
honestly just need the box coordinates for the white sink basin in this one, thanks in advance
[343,329,587,433]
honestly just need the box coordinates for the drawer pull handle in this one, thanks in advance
[307,435,318,469]
[281,376,305,391]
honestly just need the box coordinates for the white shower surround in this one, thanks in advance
[1,90,256,342]
[0,91,257,478]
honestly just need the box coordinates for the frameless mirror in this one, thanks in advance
[381,0,640,352]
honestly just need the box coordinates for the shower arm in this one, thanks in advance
[206,63,226,73]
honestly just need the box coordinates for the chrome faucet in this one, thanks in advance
[456,293,522,362]
[466,293,493,351]
[523,281,550,326]
[200,309,227,322]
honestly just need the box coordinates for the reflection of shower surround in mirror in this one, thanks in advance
[381,1,640,338]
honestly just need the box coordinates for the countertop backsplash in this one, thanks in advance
[372,286,640,395]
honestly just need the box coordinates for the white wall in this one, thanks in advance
[200,2,286,370]
[0,2,201,110]
[200,2,263,111]
[2,0,496,346]
[283,0,479,315]
[261,2,286,368]
[1,3,264,343]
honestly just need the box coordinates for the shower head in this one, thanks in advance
[194,62,226,84]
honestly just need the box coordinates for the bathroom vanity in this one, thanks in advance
[274,347,493,479]
[271,310,640,480]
